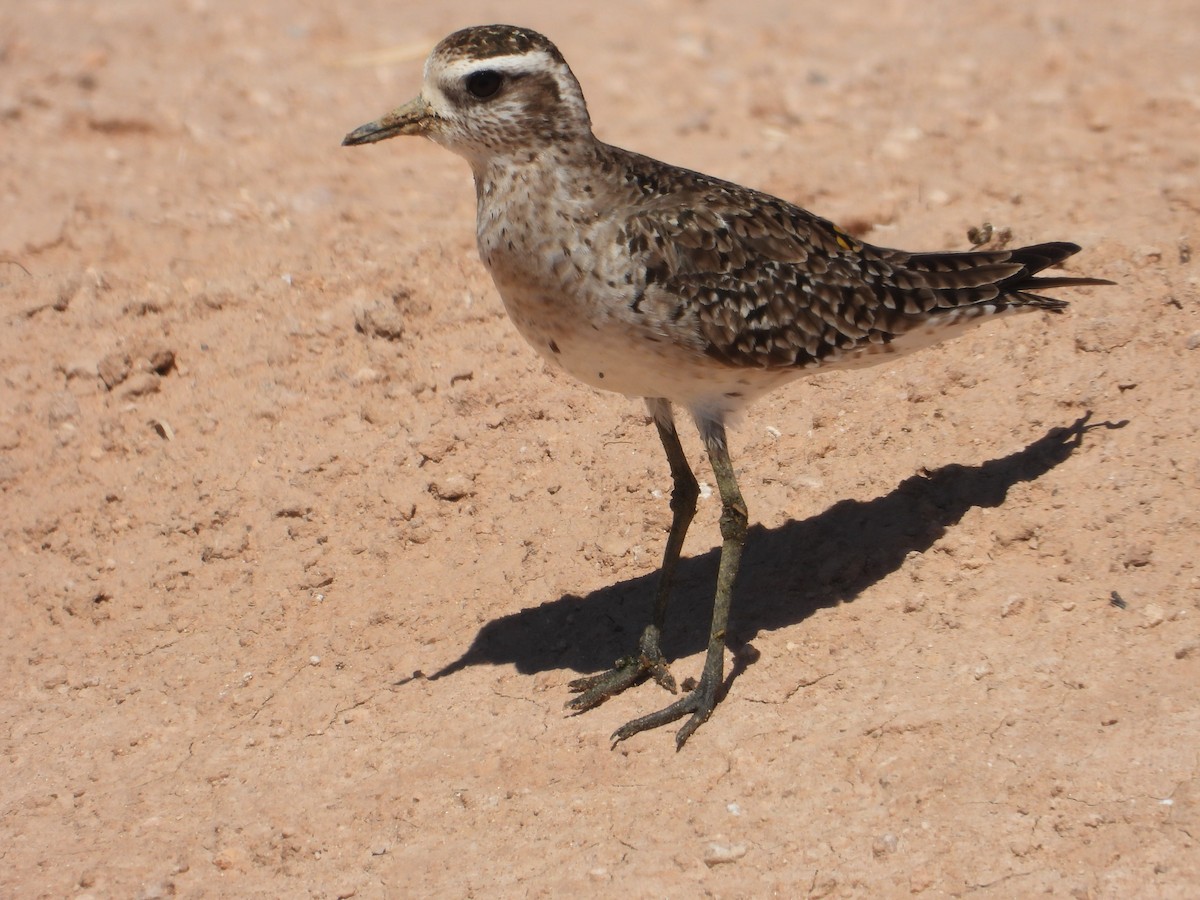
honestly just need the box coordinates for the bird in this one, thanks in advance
[342,24,1111,748]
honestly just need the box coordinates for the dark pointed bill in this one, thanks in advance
[342,96,432,146]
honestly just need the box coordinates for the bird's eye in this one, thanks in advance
[465,70,503,99]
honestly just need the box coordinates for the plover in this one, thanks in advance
[343,24,1110,748]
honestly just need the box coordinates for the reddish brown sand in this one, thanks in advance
[3,1,1198,896]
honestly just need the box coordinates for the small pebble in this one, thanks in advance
[872,833,899,857]
[430,475,473,501]
[703,842,747,866]
[1141,604,1165,628]
[1001,595,1025,618]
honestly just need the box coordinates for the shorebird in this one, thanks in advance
[343,24,1110,748]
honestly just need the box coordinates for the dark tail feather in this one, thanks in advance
[898,239,1111,315]
[1005,241,1114,288]
[1003,242,1114,306]
[1019,275,1117,290]
[1007,241,1083,269]
[1010,291,1069,312]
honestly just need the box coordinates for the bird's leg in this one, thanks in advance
[611,418,747,749]
[567,400,698,710]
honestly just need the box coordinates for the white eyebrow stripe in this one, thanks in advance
[434,51,557,82]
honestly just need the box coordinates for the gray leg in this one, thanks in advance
[610,417,747,749]
[567,399,699,710]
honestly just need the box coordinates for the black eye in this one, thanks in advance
[465,70,503,99]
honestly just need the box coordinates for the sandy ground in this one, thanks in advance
[3,0,1199,896]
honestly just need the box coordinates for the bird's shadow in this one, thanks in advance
[424,413,1124,686]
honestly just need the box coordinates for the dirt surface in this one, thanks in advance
[3,0,1199,896]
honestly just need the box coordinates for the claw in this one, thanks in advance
[610,674,719,750]
[566,631,678,712]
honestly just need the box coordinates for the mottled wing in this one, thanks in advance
[621,180,1091,370]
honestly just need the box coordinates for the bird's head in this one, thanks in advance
[342,25,593,166]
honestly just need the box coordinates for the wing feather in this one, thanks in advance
[618,182,1096,369]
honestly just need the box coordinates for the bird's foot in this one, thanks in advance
[611,670,719,750]
[566,626,677,712]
